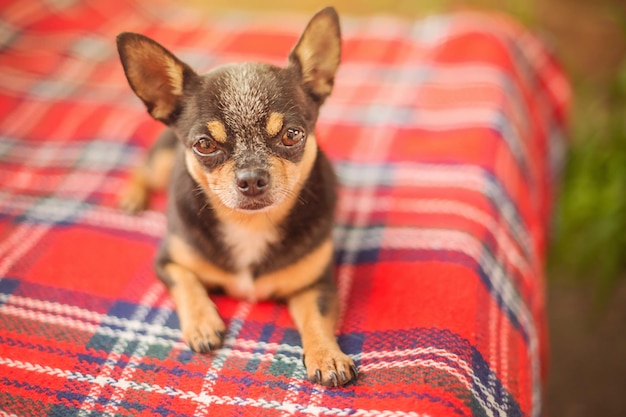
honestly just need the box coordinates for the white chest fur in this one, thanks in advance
[221,221,279,270]
[220,220,280,300]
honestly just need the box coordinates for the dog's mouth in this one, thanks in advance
[236,197,274,211]
[210,185,279,212]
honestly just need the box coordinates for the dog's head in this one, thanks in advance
[117,8,341,213]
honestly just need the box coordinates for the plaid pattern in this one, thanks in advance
[0,0,569,416]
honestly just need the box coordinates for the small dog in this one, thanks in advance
[116,7,357,387]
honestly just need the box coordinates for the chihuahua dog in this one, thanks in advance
[116,7,357,387]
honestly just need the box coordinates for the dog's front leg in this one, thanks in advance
[161,263,226,353]
[287,274,358,387]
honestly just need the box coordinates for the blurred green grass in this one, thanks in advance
[187,0,626,296]
[550,44,626,298]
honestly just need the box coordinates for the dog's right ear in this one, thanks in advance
[116,33,196,125]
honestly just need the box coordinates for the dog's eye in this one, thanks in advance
[193,136,217,156]
[282,128,306,146]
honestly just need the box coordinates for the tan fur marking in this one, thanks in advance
[289,287,337,342]
[163,56,184,96]
[265,112,284,137]
[150,105,174,122]
[295,132,319,186]
[165,263,226,351]
[254,238,333,300]
[206,120,227,143]
[288,286,356,386]
[184,150,213,191]
[169,235,237,289]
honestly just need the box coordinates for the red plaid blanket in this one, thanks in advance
[0,0,569,415]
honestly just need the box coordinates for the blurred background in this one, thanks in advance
[185,0,626,415]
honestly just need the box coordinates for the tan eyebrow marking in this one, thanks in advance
[206,120,227,143]
[266,112,284,137]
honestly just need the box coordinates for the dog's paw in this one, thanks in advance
[181,306,226,353]
[302,347,358,387]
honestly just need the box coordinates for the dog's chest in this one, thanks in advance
[220,221,279,299]
[221,222,279,269]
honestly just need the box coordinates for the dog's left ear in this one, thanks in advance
[288,7,341,104]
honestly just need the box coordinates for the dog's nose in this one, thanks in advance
[236,169,270,197]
